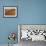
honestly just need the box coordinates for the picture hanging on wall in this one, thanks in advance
[3,6,17,17]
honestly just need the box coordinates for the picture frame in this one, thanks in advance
[3,6,17,18]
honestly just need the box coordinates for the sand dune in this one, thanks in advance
[5,9,16,16]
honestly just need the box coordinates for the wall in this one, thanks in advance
[19,0,46,24]
[0,0,18,44]
[0,0,46,44]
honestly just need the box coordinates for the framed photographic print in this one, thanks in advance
[3,6,17,17]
